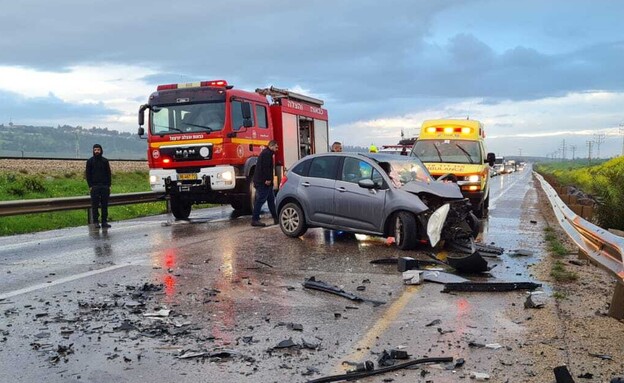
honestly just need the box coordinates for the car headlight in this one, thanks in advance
[149,175,158,184]
[467,175,480,182]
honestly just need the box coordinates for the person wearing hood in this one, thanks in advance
[86,144,112,228]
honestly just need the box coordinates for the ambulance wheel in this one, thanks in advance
[280,202,308,237]
[394,211,417,250]
[171,197,192,220]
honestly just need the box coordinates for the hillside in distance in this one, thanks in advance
[0,124,146,159]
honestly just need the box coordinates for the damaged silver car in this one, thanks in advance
[275,153,480,250]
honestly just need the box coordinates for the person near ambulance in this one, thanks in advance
[86,144,112,229]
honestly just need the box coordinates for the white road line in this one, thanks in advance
[0,260,144,300]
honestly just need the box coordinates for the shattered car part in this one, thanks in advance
[446,251,489,273]
[307,356,453,383]
[475,243,505,255]
[426,203,450,247]
[553,365,576,383]
[442,281,542,293]
[303,277,385,306]
[422,271,468,284]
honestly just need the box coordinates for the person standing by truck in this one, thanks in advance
[251,140,279,227]
[86,144,112,228]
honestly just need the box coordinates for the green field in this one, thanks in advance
[535,157,624,230]
[0,170,167,236]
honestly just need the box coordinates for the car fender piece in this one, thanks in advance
[427,203,450,247]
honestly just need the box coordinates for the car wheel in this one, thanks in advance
[279,202,308,237]
[394,211,417,250]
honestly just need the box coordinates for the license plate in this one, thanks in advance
[178,173,197,180]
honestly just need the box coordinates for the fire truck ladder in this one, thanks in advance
[255,86,324,106]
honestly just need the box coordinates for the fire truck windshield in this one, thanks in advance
[412,139,482,164]
[150,102,225,135]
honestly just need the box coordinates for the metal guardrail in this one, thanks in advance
[535,172,624,319]
[0,156,146,162]
[0,192,164,217]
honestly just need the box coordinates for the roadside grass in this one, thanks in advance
[552,291,568,300]
[544,227,578,282]
[0,170,168,236]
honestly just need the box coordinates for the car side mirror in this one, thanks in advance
[486,152,496,166]
[138,127,145,137]
[358,179,376,189]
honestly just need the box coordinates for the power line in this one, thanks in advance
[586,140,593,164]
[593,133,606,159]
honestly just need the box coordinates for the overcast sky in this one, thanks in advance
[1,0,623,157]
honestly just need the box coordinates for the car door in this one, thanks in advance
[333,157,387,233]
[297,155,340,225]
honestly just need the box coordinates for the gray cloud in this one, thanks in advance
[0,91,117,121]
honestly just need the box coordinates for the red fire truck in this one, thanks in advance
[138,80,329,220]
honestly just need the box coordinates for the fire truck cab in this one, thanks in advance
[410,119,495,218]
[138,81,329,220]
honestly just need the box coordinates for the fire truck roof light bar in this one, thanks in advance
[255,86,324,106]
[157,80,229,91]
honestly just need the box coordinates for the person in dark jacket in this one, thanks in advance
[86,144,112,228]
[251,140,279,227]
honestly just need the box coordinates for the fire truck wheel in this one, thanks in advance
[171,197,192,220]
[393,211,417,250]
[279,202,308,237]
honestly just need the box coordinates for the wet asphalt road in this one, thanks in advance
[0,167,542,383]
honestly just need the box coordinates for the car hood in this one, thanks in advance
[400,180,464,199]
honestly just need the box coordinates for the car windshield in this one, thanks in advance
[150,102,225,135]
[412,139,482,164]
[378,157,432,187]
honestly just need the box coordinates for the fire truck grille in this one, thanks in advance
[160,146,212,162]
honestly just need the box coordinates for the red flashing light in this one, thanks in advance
[157,84,178,91]
[200,80,228,87]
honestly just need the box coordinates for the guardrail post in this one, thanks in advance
[609,281,624,320]
[87,208,94,224]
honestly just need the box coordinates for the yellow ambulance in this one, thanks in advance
[410,119,495,217]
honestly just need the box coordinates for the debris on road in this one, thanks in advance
[425,319,442,327]
[475,243,505,256]
[275,338,298,349]
[370,258,399,265]
[589,352,612,360]
[442,281,542,293]
[306,356,454,383]
[446,251,490,273]
[402,270,423,285]
[470,371,491,381]
[524,292,547,309]
[255,259,274,268]
[303,277,385,306]
[422,270,469,284]
[554,365,576,383]
[143,309,171,317]
[508,249,535,257]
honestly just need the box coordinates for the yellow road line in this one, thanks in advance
[334,284,422,373]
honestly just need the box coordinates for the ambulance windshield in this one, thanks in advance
[412,140,482,164]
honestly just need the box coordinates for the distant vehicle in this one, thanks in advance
[410,119,495,218]
[276,152,480,250]
[503,160,516,173]
[493,156,505,175]
[379,137,416,155]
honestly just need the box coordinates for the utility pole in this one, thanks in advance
[619,124,624,156]
[586,140,593,164]
[560,139,566,160]
[518,147,522,157]
[593,133,606,159]
[570,145,577,161]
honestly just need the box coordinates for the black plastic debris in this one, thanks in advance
[390,350,409,360]
[475,243,505,255]
[425,319,441,327]
[303,277,385,306]
[437,327,454,335]
[288,323,303,332]
[275,338,297,349]
[398,257,419,272]
[611,378,624,383]
[255,260,274,268]
[442,281,542,293]
[302,367,321,376]
[378,350,395,367]
[307,356,453,383]
[446,252,489,273]
[302,338,321,350]
[347,360,374,373]
[554,365,576,383]
[577,372,593,379]
[422,271,468,284]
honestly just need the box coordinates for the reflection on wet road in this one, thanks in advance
[0,167,546,382]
